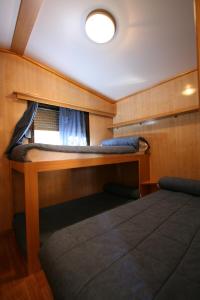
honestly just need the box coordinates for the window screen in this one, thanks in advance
[34,105,59,131]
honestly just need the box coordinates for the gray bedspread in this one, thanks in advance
[9,143,139,162]
[40,188,200,300]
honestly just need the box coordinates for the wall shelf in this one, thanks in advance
[108,105,199,129]
[13,91,116,118]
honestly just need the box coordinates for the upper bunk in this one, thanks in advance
[9,139,149,174]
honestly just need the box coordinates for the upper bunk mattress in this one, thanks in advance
[9,142,148,162]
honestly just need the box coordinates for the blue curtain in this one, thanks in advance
[6,102,38,155]
[59,108,87,146]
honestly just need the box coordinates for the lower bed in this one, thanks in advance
[14,184,139,256]
[40,177,200,300]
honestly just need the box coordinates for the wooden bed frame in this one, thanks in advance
[10,153,150,274]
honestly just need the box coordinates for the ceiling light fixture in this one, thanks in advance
[85,9,116,44]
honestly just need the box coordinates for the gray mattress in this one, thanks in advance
[40,182,200,300]
[9,143,138,162]
[13,191,134,256]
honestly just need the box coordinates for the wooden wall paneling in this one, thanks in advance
[0,48,115,104]
[114,111,200,181]
[0,52,115,231]
[114,71,198,124]
[113,162,138,187]
[117,69,197,102]
[114,69,200,182]
[37,167,113,210]
[1,52,115,117]
[89,114,113,145]
[109,106,199,129]
[11,0,44,55]
[13,163,139,213]
[195,0,200,105]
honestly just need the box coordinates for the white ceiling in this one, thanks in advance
[0,0,197,100]
[0,0,21,48]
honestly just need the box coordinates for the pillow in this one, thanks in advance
[103,183,139,199]
[101,136,149,150]
[159,176,200,196]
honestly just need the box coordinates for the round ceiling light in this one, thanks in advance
[85,10,116,44]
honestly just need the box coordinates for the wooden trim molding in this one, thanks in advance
[11,0,44,55]
[14,91,116,118]
[109,105,200,129]
[117,69,198,102]
[0,48,115,104]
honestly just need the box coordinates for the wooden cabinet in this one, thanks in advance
[140,181,158,197]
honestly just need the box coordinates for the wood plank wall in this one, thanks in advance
[89,114,113,145]
[0,52,114,231]
[13,163,138,213]
[115,71,198,123]
[114,71,200,181]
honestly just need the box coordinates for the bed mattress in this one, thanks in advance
[40,178,200,300]
[9,142,148,162]
[13,189,137,256]
[25,148,145,162]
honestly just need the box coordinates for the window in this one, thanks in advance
[33,104,61,145]
[32,104,90,146]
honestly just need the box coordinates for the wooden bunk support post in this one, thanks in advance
[10,161,41,274]
[24,164,40,274]
[138,154,150,196]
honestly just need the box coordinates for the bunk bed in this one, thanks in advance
[9,141,150,274]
